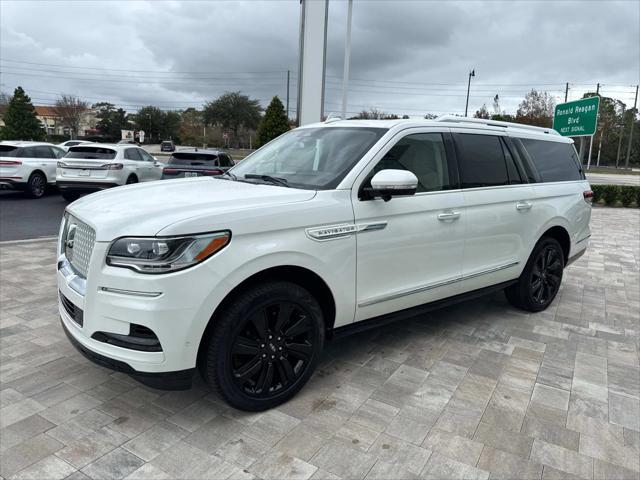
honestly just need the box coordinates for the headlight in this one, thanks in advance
[106,231,230,274]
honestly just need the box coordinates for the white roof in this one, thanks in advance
[0,141,57,147]
[67,142,135,150]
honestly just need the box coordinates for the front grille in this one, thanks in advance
[64,216,96,278]
[59,291,84,326]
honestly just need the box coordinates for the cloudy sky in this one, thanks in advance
[1,0,638,118]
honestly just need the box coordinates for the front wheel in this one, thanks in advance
[505,237,564,312]
[203,281,324,411]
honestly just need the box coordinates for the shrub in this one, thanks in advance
[636,188,640,208]
[591,185,604,204]
[602,185,620,206]
[619,186,636,207]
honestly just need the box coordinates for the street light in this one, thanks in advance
[465,69,475,117]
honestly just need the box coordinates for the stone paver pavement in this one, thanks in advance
[1,207,639,479]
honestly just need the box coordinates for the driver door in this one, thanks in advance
[352,129,466,322]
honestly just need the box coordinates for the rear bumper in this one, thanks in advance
[0,179,26,189]
[61,317,194,390]
[57,181,120,192]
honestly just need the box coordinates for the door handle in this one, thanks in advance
[437,210,461,221]
[516,201,533,211]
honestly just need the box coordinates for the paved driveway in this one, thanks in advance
[1,208,638,480]
[586,173,640,186]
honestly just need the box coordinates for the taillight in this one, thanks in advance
[583,190,594,205]
[0,160,21,166]
[104,163,123,170]
[202,169,223,175]
[163,167,179,174]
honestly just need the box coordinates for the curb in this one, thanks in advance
[0,236,58,246]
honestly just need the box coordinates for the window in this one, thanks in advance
[519,138,584,182]
[50,147,66,159]
[219,154,233,167]
[0,145,19,157]
[169,152,218,165]
[18,147,39,158]
[367,133,453,193]
[124,148,142,161]
[139,149,155,162]
[453,134,511,188]
[500,139,523,185]
[66,147,117,160]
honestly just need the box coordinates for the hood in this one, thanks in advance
[68,177,316,241]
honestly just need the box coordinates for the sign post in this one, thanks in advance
[553,96,600,169]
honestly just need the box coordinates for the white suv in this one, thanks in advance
[57,117,592,410]
[0,141,66,198]
[56,143,163,201]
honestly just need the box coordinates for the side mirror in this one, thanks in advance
[369,169,418,201]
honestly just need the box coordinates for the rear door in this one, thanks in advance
[139,148,163,180]
[452,130,535,291]
[124,147,149,181]
[30,145,57,183]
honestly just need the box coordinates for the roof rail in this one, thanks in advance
[435,115,559,135]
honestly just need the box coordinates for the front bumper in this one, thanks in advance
[60,317,194,389]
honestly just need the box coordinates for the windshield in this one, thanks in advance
[169,152,217,165]
[230,127,387,190]
[65,146,117,160]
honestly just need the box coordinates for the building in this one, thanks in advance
[34,106,98,137]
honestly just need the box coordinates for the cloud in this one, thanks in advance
[1,0,637,118]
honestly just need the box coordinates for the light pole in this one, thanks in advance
[464,69,475,117]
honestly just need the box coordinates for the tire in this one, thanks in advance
[505,236,564,312]
[126,175,138,184]
[203,281,325,411]
[26,172,47,199]
[61,191,80,202]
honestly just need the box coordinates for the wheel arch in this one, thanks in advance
[196,264,337,369]
[539,225,571,265]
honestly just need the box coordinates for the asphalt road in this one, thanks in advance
[0,189,67,242]
[586,173,640,186]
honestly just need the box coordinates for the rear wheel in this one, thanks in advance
[26,172,47,199]
[505,237,564,312]
[203,281,324,411]
[126,175,138,184]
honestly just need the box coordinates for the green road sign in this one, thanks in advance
[553,96,600,137]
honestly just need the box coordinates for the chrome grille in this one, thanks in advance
[64,216,96,278]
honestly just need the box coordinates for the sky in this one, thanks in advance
[1,0,638,119]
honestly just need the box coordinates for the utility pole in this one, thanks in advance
[564,82,569,103]
[616,106,625,168]
[624,84,639,169]
[341,0,353,119]
[464,69,475,117]
[286,70,290,120]
[587,83,600,169]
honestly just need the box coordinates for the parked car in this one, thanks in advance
[160,140,175,152]
[57,117,591,411]
[161,148,233,179]
[56,143,163,201]
[0,141,66,198]
[58,140,93,151]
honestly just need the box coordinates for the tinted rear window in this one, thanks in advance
[453,133,510,188]
[66,147,117,160]
[169,152,218,165]
[0,145,18,157]
[519,139,583,182]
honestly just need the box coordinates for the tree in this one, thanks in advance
[133,106,165,142]
[203,91,262,145]
[53,95,89,139]
[94,102,130,140]
[424,113,438,120]
[160,111,181,141]
[0,91,11,119]
[257,96,290,146]
[492,94,501,117]
[516,90,555,127]
[350,107,398,120]
[0,86,45,141]
[474,104,490,119]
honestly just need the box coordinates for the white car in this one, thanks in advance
[56,143,163,201]
[57,140,93,151]
[57,117,591,410]
[0,141,66,198]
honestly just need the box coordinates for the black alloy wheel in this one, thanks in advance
[230,301,316,398]
[530,244,563,305]
[126,175,138,184]
[27,172,47,198]
[204,281,324,411]
[505,236,564,312]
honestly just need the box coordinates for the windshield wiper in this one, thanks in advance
[243,174,289,187]
[219,171,238,181]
